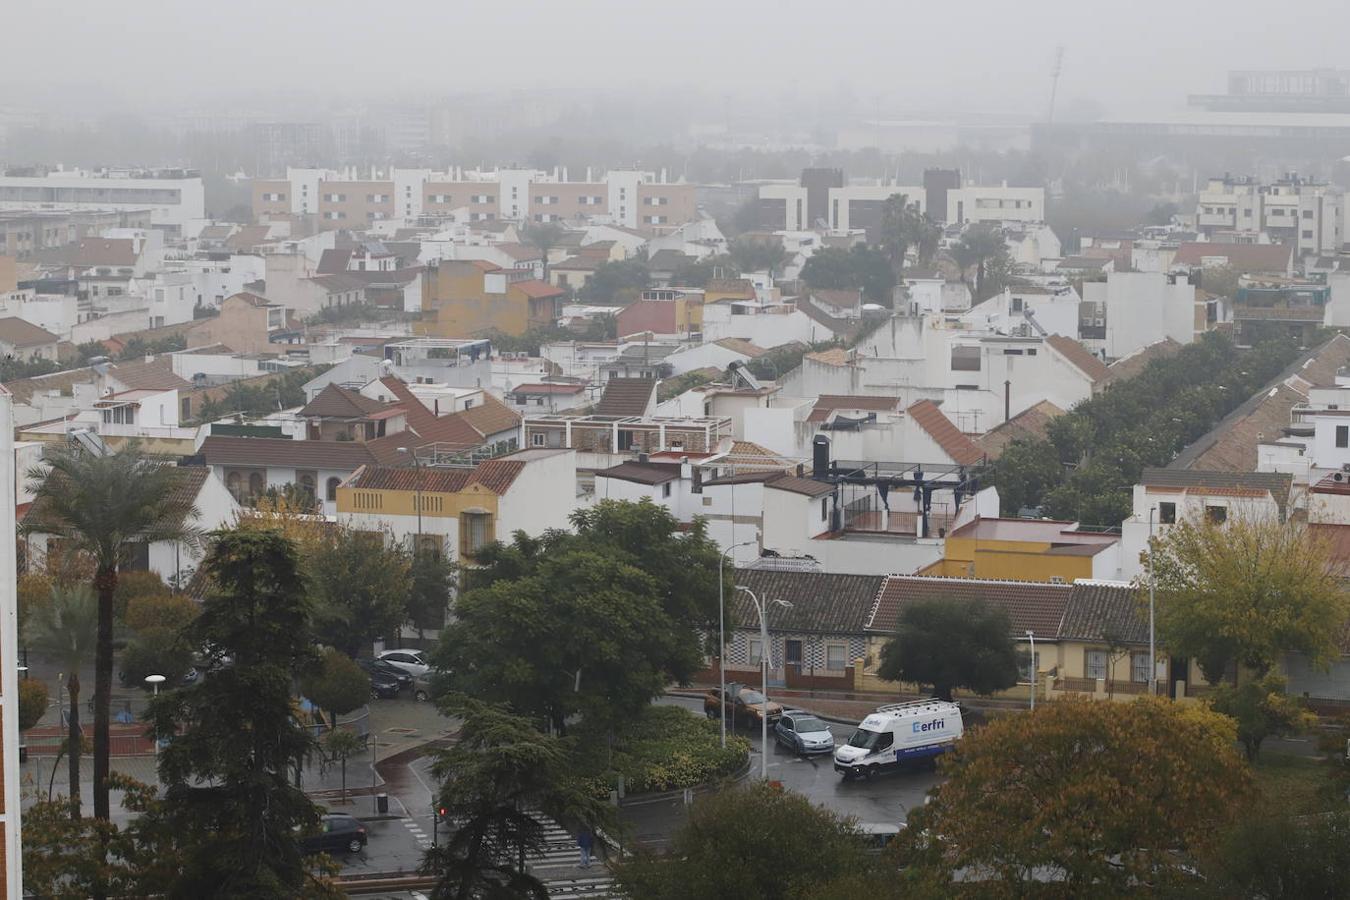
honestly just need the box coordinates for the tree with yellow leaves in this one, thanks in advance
[1147,517,1350,684]
[912,697,1251,896]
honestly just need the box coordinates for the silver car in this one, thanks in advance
[773,711,836,755]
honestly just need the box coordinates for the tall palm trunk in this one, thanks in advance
[93,566,116,822]
[67,673,81,820]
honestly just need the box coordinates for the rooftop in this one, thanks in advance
[729,568,884,634]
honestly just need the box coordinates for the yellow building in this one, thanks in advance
[921,516,1120,583]
[417,260,565,338]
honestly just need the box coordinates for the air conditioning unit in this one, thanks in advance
[1341,463,1350,474]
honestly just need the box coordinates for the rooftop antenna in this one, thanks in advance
[1047,46,1066,124]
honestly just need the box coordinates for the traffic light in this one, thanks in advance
[436,805,448,822]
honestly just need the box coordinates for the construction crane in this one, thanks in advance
[1047,46,1066,124]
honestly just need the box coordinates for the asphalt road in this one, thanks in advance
[622,696,939,849]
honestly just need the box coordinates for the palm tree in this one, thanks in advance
[26,584,99,819]
[25,442,199,822]
[879,194,939,280]
[521,221,565,282]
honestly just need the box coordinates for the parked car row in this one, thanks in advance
[356,649,436,701]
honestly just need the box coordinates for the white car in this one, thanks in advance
[377,649,430,677]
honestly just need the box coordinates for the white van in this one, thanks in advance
[833,699,963,778]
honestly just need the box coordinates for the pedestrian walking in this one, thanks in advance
[577,826,594,869]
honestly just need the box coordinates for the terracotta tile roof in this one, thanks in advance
[1,368,90,404]
[1045,334,1110,383]
[729,568,885,634]
[597,461,681,485]
[317,248,354,274]
[718,441,794,471]
[201,435,376,470]
[867,575,1070,639]
[809,289,862,312]
[764,475,835,497]
[495,242,542,261]
[1102,338,1183,385]
[1140,467,1292,518]
[795,299,858,337]
[509,382,586,395]
[975,400,1064,460]
[300,384,390,419]
[551,256,603,271]
[223,225,273,252]
[712,338,768,358]
[39,238,137,268]
[1311,474,1350,496]
[806,394,901,424]
[906,400,985,466]
[457,395,521,437]
[803,347,853,367]
[310,273,368,294]
[595,378,656,416]
[469,458,528,493]
[1171,333,1350,471]
[513,279,565,299]
[370,377,516,454]
[1173,241,1293,273]
[108,358,192,391]
[1058,582,1148,644]
[0,317,59,348]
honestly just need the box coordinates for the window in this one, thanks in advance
[662,482,672,498]
[951,345,981,371]
[1011,297,1024,312]
[1337,425,1348,448]
[1158,501,1176,524]
[298,473,316,503]
[531,432,546,447]
[1132,652,1151,684]
[826,644,847,670]
[1206,505,1227,524]
[820,498,828,520]
[460,511,493,558]
[248,472,265,499]
[326,477,341,502]
[1303,230,1314,239]
[748,639,762,665]
[617,429,635,451]
[226,471,243,501]
[1303,209,1314,219]
[1085,649,1108,680]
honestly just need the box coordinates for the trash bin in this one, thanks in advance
[376,793,389,815]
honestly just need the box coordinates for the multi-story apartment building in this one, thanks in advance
[0,387,23,896]
[252,167,697,233]
[0,209,154,260]
[759,168,1045,236]
[1195,173,1344,256]
[0,168,205,235]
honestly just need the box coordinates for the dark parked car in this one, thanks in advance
[299,814,368,856]
[366,669,400,700]
[357,657,411,690]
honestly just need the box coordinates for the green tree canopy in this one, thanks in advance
[421,697,610,899]
[408,550,455,639]
[799,244,895,304]
[18,679,49,732]
[438,500,721,733]
[146,529,326,897]
[579,259,650,303]
[876,597,1019,700]
[306,527,412,657]
[1209,672,1318,761]
[613,783,886,900]
[914,697,1251,895]
[1203,808,1350,898]
[950,223,1012,301]
[879,193,938,277]
[300,649,371,727]
[729,235,787,275]
[1149,517,1350,683]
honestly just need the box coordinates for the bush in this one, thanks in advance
[124,594,200,634]
[18,679,49,731]
[120,626,194,687]
[566,705,749,797]
[299,650,370,726]
[113,571,170,622]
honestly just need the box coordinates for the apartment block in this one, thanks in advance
[0,168,205,234]
[1195,173,1343,256]
[252,167,696,233]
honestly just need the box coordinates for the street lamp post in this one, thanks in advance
[1025,631,1036,711]
[1147,505,1157,696]
[736,586,792,781]
[718,540,756,749]
[145,674,166,761]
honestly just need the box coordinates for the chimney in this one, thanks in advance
[680,456,691,480]
[812,435,830,479]
[638,452,649,463]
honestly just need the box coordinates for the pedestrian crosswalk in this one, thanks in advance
[547,874,617,898]
[403,817,433,850]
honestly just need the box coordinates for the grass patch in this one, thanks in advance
[1252,751,1333,813]
[566,705,750,798]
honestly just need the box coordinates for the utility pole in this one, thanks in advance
[1047,46,1066,124]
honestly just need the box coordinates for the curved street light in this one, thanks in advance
[736,586,792,780]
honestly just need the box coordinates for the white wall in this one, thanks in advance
[0,388,23,896]
[664,342,748,376]
[1082,272,1196,360]
[495,449,579,535]
[148,471,239,585]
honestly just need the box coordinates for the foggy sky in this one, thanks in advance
[12,0,1350,119]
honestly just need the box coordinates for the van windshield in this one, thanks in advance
[847,728,886,750]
